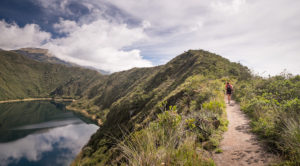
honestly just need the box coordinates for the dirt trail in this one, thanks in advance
[213,100,277,166]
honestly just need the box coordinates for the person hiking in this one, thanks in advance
[225,82,233,104]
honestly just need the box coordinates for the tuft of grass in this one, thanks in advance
[118,109,216,166]
[116,77,229,165]
[215,148,223,154]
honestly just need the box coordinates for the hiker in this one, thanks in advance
[225,82,233,104]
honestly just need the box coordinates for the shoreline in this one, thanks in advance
[0,98,75,104]
[66,105,103,126]
[0,97,102,126]
[0,96,102,166]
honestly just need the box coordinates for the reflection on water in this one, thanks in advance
[0,101,99,166]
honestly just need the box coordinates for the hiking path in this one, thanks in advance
[213,100,278,166]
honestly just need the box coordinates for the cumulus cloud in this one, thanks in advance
[0,20,51,50]
[108,0,300,75]
[53,18,78,33]
[0,18,152,72]
[46,18,152,72]
[1,0,299,75]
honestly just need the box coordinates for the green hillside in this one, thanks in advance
[70,50,251,165]
[0,50,104,100]
[2,48,298,165]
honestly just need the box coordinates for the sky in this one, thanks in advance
[0,0,299,75]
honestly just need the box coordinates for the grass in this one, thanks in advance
[118,109,216,166]
[215,148,223,154]
[0,50,103,100]
[2,49,253,165]
[116,76,228,165]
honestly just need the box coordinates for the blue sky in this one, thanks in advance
[0,0,299,75]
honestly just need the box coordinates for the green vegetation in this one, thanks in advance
[72,50,250,165]
[5,48,297,165]
[0,50,103,100]
[234,73,300,165]
[116,76,227,166]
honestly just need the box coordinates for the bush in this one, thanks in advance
[116,76,228,165]
[235,74,300,164]
[202,100,225,116]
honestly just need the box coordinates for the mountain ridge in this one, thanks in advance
[13,48,76,67]
[70,49,252,165]
[11,47,111,74]
[0,48,298,165]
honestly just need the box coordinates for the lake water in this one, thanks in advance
[0,101,99,166]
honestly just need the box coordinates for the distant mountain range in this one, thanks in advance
[12,48,110,75]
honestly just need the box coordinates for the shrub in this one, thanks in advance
[116,76,228,165]
[235,74,300,164]
[202,100,225,116]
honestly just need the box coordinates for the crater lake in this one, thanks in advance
[0,101,99,166]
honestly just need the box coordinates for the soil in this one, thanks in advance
[213,100,278,166]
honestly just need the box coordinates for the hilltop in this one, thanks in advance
[70,50,251,165]
[2,49,297,165]
[13,48,75,67]
[12,48,110,74]
[0,50,104,100]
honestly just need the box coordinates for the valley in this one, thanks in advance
[0,49,299,165]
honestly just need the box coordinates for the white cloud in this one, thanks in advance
[108,0,300,75]
[53,18,78,33]
[34,0,72,15]
[0,21,51,50]
[0,18,152,73]
[45,18,152,72]
[212,0,246,14]
[1,0,299,75]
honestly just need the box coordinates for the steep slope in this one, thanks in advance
[70,50,250,119]
[0,50,104,100]
[72,50,251,165]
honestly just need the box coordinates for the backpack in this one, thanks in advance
[226,84,232,91]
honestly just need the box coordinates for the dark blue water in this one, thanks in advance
[0,101,99,166]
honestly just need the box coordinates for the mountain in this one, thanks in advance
[70,50,251,165]
[13,48,76,67]
[13,48,111,74]
[0,49,252,165]
[1,48,298,164]
[0,50,104,100]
